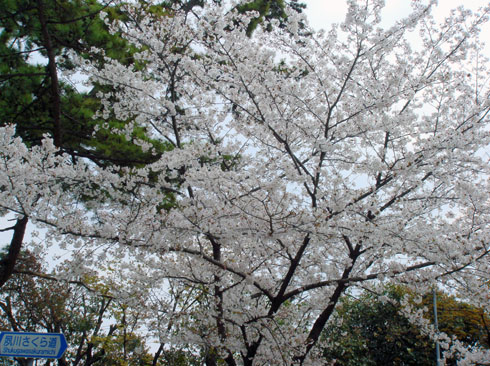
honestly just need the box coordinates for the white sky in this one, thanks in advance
[304,0,490,55]
[304,0,489,28]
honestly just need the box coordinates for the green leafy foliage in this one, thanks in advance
[425,291,490,349]
[158,0,305,36]
[237,0,305,35]
[322,286,490,365]
[0,0,166,167]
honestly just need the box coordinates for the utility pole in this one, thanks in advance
[433,288,440,366]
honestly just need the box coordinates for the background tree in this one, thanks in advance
[322,286,490,365]
[0,250,158,365]
[429,291,490,350]
[0,0,177,171]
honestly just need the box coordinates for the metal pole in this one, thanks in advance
[433,288,440,366]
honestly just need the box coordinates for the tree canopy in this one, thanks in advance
[322,286,490,365]
[1,0,490,365]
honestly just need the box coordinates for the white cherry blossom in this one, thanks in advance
[1,0,490,364]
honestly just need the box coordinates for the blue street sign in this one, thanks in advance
[0,332,67,359]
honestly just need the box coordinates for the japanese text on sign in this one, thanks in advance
[2,334,58,356]
[0,332,67,359]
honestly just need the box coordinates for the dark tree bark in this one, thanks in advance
[37,0,63,147]
[0,216,28,288]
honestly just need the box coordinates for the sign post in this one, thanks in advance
[0,332,67,360]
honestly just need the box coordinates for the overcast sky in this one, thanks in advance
[303,0,490,55]
[304,0,490,29]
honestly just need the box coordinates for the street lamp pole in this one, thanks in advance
[433,288,441,366]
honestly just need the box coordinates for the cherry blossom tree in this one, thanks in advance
[1,0,490,364]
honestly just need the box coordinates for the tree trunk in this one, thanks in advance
[0,216,28,288]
